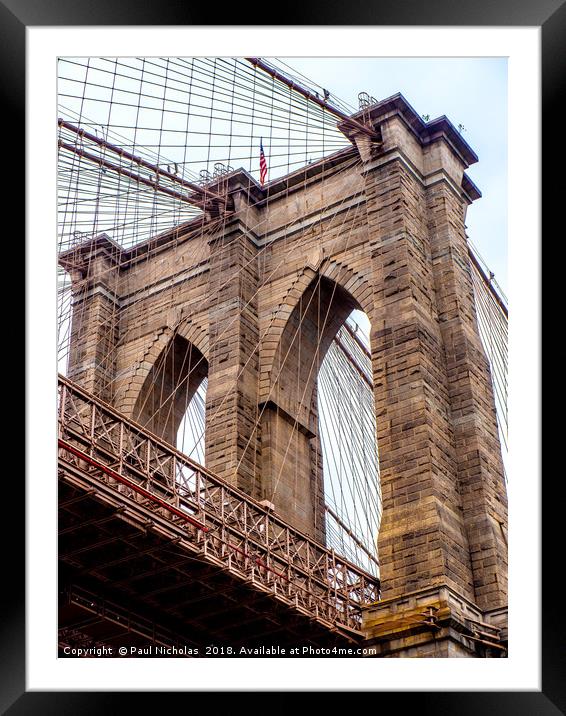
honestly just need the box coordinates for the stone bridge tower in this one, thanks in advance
[60,93,508,657]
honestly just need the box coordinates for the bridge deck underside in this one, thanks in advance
[59,468,362,654]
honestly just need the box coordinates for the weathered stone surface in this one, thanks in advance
[362,584,507,658]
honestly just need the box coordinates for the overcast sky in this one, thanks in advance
[279,57,508,294]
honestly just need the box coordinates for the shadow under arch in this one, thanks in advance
[132,333,208,448]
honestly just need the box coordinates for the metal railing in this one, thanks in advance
[58,375,381,633]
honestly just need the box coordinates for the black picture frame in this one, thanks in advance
[10,0,554,710]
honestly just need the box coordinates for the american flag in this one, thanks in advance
[259,139,268,186]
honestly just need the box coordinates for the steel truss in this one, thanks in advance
[58,376,381,637]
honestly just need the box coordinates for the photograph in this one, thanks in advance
[56,54,508,659]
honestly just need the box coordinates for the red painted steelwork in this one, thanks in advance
[58,119,224,204]
[58,438,209,532]
[59,438,289,581]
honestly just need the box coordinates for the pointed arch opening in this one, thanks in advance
[261,273,381,574]
[132,334,208,456]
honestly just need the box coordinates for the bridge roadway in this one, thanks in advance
[58,376,381,655]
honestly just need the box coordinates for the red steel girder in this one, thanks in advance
[58,119,225,211]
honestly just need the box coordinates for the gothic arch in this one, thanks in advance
[130,330,208,446]
[115,316,209,419]
[259,257,374,402]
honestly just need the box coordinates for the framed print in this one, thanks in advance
[10,0,555,709]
